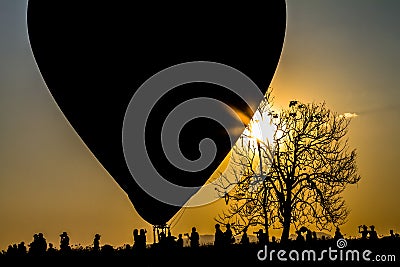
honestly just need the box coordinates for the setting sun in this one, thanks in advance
[242,108,276,147]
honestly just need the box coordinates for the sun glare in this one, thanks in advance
[242,109,275,146]
[249,119,263,141]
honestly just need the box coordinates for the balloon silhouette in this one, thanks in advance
[27,1,286,225]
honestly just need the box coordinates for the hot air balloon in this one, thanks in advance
[27,1,287,225]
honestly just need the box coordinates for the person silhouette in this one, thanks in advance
[176,234,184,248]
[334,227,344,240]
[133,229,139,249]
[359,225,368,240]
[255,229,266,245]
[93,234,101,252]
[240,227,249,246]
[37,233,47,255]
[28,233,46,255]
[166,229,177,249]
[214,223,224,248]
[28,234,39,255]
[158,229,167,248]
[7,244,17,256]
[369,225,378,240]
[224,223,234,246]
[60,232,71,252]
[47,243,56,255]
[7,244,18,256]
[187,227,199,248]
[389,229,396,239]
[17,242,26,255]
[138,229,147,251]
[296,230,305,243]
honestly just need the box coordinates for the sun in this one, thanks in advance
[249,118,263,142]
[244,110,275,144]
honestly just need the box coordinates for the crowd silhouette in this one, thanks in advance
[358,224,380,240]
[214,223,235,248]
[2,223,400,265]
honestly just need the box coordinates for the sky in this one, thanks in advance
[1,0,400,250]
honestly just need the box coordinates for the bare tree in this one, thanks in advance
[215,134,275,242]
[214,93,276,242]
[215,97,361,243]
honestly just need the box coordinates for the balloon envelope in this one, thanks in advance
[27,1,287,225]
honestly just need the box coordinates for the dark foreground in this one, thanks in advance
[1,239,399,266]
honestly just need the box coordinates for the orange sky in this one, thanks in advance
[1,1,400,250]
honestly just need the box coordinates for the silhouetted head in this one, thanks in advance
[215,224,220,229]
[299,226,308,233]
[60,232,68,237]
[179,234,182,238]
[192,227,196,232]
[49,243,53,248]
[390,229,394,235]
[133,229,138,235]
[226,223,231,229]
[140,229,146,235]
[38,233,44,238]
[95,234,101,239]
[370,225,375,230]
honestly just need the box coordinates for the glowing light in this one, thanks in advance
[339,112,358,119]
[242,109,276,146]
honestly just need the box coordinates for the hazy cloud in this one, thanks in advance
[339,112,359,119]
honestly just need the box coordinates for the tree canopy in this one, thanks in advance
[215,95,361,243]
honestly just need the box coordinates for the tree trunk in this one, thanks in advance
[259,140,269,243]
[280,217,291,243]
[264,216,269,243]
[262,185,269,243]
[280,203,292,244]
